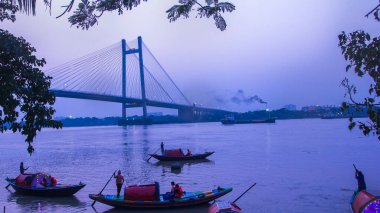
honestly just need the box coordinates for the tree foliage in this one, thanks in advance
[338,7,380,140]
[0,0,17,22]
[0,29,62,154]
[4,0,235,31]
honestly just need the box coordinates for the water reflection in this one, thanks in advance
[97,204,209,213]
[153,160,214,175]
[7,193,86,212]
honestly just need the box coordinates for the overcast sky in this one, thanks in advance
[3,0,380,117]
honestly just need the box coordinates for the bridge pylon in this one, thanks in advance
[121,39,127,119]
[122,36,148,119]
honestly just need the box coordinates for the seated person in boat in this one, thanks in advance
[42,177,48,187]
[174,184,184,198]
[51,176,57,186]
[185,149,192,156]
[355,169,367,192]
[163,181,176,200]
[171,181,176,194]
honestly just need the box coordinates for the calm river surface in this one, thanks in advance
[0,119,379,213]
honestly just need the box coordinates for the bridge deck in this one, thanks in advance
[51,90,231,113]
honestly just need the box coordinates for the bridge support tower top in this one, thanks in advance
[122,36,148,119]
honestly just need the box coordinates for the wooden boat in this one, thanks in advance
[150,151,214,161]
[208,201,242,213]
[6,173,85,197]
[89,184,232,209]
[351,190,380,213]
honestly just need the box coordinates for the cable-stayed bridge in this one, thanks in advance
[45,37,231,122]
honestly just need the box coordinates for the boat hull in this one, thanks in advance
[149,152,214,161]
[89,187,232,209]
[6,178,85,197]
[351,190,380,213]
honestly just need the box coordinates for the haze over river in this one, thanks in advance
[0,119,379,213]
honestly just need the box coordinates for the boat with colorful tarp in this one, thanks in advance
[351,190,380,213]
[89,182,232,209]
[208,201,242,213]
[149,149,214,161]
[6,173,85,197]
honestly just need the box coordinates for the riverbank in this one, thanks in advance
[56,106,367,127]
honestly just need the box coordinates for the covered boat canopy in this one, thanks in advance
[124,182,160,201]
[352,191,380,213]
[16,173,53,188]
[164,149,184,157]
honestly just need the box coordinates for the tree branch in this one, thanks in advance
[56,0,75,18]
[365,3,380,18]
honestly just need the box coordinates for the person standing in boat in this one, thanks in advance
[20,162,29,174]
[161,142,165,155]
[355,169,367,192]
[114,170,124,198]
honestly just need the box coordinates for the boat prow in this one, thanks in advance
[351,190,380,213]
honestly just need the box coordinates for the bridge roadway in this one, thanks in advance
[51,90,231,115]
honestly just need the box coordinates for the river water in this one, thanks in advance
[0,119,379,213]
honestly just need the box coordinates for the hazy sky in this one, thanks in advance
[3,0,380,117]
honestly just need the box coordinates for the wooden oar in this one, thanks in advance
[232,183,257,203]
[5,178,11,189]
[91,171,116,206]
[146,147,161,162]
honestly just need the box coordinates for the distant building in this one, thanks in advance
[302,106,317,112]
[301,105,340,112]
[283,104,297,111]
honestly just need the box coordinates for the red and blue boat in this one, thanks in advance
[6,173,85,197]
[89,183,232,209]
[351,190,380,213]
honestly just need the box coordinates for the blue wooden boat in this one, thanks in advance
[89,185,232,209]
